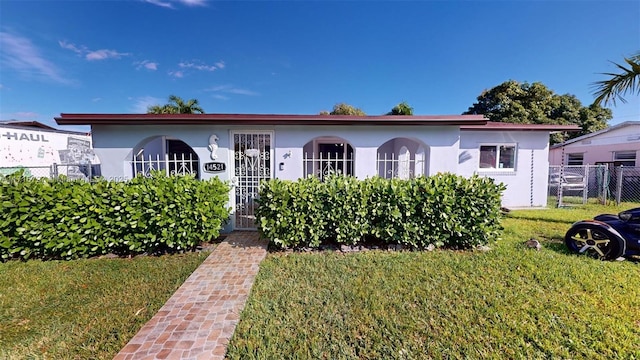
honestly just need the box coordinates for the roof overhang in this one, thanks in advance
[0,120,57,130]
[461,121,581,132]
[55,113,488,126]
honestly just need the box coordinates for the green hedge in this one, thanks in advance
[256,174,506,249]
[0,172,230,261]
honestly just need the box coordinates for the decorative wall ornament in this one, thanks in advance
[208,134,219,160]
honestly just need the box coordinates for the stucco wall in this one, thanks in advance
[458,130,550,208]
[91,124,551,210]
[92,124,459,181]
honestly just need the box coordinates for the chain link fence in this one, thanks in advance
[549,165,640,206]
[0,163,99,181]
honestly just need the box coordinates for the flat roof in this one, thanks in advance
[461,121,580,132]
[54,113,581,132]
[55,113,488,126]
[1,120,91,136]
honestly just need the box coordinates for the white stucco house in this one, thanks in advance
[55,113,577,229]
[549,121,640,166]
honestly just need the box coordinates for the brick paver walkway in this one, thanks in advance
[114,231,268,360]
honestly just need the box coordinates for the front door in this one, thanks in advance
[233,132,272,229]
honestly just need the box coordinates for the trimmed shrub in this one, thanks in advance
[0,171,230,260]
[256,174,505,249]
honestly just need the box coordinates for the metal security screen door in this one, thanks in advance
[233,132,272,229]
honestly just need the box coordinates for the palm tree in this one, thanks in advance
[147,95,205,114]
[592,52,640,106]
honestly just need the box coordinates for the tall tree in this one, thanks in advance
[464,80,611,143]
[387,101,414,115]
[147,95,205,114]
[592,52,640,106]
[323,103,366,116]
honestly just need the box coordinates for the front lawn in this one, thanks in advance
[228,203,640,359]
[0,252,208,359]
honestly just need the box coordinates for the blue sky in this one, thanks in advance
[1,0,638,131]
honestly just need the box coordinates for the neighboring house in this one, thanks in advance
[0,120,99,179]
[55,113,577,229]
[549,121,640,166]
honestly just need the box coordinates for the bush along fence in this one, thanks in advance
[256,174,506,250]
[0,171,230,261]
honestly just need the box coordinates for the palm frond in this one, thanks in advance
[592,52,640,106]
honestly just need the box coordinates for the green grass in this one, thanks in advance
[228,203,640,359]
[0,252,209,359]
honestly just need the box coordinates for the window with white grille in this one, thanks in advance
[303,138,354,180]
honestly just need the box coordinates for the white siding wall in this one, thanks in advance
[458,130,550,208]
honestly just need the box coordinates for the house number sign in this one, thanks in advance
[203,162,226,173]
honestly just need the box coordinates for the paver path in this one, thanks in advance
[114,231,268,360]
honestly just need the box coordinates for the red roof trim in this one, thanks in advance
[461,121,581,131]
[55,113,488,126]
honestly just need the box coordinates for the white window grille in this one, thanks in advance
[377,152,426,179]
[129,153,198,177]
[304,151,354,180]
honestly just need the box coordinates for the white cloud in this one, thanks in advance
[179,61,217,72]
[179,0,208,6]
[92,97,102,102]
[131,96,163,113]
[144,62,158,70]
[58,40,84,54]
[1,32,70,84]
[211,94,229,101]
[144,0,208,8]
[144,0,174,8]
[59,40,128,61]
[168,70,184,78]
[135,60,158,71]
[215,61,225,69]
[205,84,259,96]
[86,49,128,61]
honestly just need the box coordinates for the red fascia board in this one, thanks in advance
[55,113,488,126]
[461,122,581,131]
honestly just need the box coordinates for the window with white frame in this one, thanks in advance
[567,153,584,166]
[479,144,516,170]
[614,151,636,166]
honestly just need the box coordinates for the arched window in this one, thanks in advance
[130,136,199,179]
[377,138,428,179]
[303,136,354,180]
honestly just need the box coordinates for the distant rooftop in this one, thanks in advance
[1,120,90,136]
[551,121,640,149]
